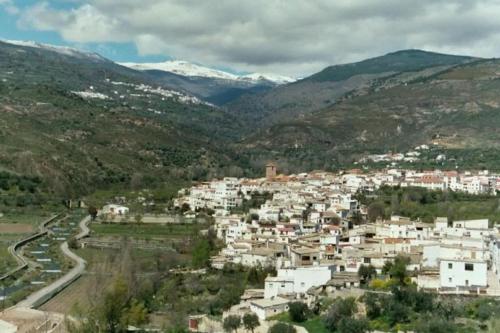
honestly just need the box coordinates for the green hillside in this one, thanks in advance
[307,49,475,82]
[227,50,476,129]
[0,41,249,200]
[243,58,500,172]
[1,42,499,200]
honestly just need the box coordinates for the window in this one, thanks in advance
[364,257,371,264]
[448,263,453,269]
[301,282,305,287]
[465,263,474,271]
[448,277,452,283]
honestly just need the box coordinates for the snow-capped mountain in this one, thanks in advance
[238,73,296,84]
[1,39,106,61]
[120,60,295,85]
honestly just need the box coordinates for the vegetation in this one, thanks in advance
[268,322,297,333]
[359,186,500,223]
[223,315,241,333]
[242,313,259,333]
[288,301,309,323]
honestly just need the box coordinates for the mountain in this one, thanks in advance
[241,57,500,172]
[227,49,477,128]
[0,39,250,197]
[120,60,295,105]
[2,40,500,197]
[120,60,295,84]
[306,49,475,82]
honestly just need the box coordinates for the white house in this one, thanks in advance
[264,266,333,298]
[439,259,487,289]
[250,297,290,320]
[102,204,129,215]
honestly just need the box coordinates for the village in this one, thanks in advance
[173,164,500,330]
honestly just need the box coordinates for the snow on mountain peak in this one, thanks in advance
[1,39,106,61]
[120,60,239,81]
[239,73,296,84]
[120,60,295,85]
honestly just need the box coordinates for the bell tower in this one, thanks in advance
[266,162,277,180]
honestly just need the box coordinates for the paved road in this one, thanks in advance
[15,215,90,308]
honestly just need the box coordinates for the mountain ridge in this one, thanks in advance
[1,40,500,196]
[119,60,295,84]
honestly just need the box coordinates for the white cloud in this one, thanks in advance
[0,0,19,15]
[17,0,500,77]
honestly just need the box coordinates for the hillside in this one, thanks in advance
[227,50,477,129]
[2,42,500,199]
[120,60,294,105]
[242,58,500,171]
[0,40,249,198]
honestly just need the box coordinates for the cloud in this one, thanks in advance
[17,0,500,77]
[0,0,19,15]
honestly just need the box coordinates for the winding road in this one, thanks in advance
[0,214,62,282]
[15,215,91,308]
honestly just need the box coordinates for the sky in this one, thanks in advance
[2,0,500,77]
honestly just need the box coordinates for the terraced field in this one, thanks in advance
[0,211,85,309]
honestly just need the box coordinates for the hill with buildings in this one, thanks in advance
[2,41,500,197]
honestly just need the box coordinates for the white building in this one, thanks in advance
[439,259,487,289]
[250,297,290,320]
[264,266,333,299]
[102,204,129,215]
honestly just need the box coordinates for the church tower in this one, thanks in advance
[266,162,277,180]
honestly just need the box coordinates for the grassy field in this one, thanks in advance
[271,312,329,333]
[40,245,189,315]
[0,242,16,273]
[363,186,500,223]
[90,222,207,238]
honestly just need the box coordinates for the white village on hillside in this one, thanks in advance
[170,164,500,328]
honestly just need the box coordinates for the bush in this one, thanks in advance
[358,264,377,283]
[268,322,296,333]
[414,316,457,333]
[323,297,356,332]
[223,315,241,333]
[288,301,309,323]
[337,317,370,333]
[242,313,259,333]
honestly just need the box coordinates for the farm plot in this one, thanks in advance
[0,223,34,234]
[90,222,207,239]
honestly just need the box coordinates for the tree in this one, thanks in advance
[223,315,241,333]
[268,322,296,333]
[414,316,457,333]
[125,299,148,326]
[134,214,143,224]
[358,265,377,283]
[385,300,409,326]
[389,255,411,285]
[191,238,211,268]
[337,317,370,333]
[242,313,259,333]
[382,261,393,275]
[364,293,382,319]
[288,301,309,323]
[324,297,357,332]
[98,278,129,333]
[88,206,98,220]
[367,202,385,222]
[68,237,79,250]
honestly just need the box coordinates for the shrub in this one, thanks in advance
[288,301,309,323]
[324,297,356,332]
[268,322,296,333]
